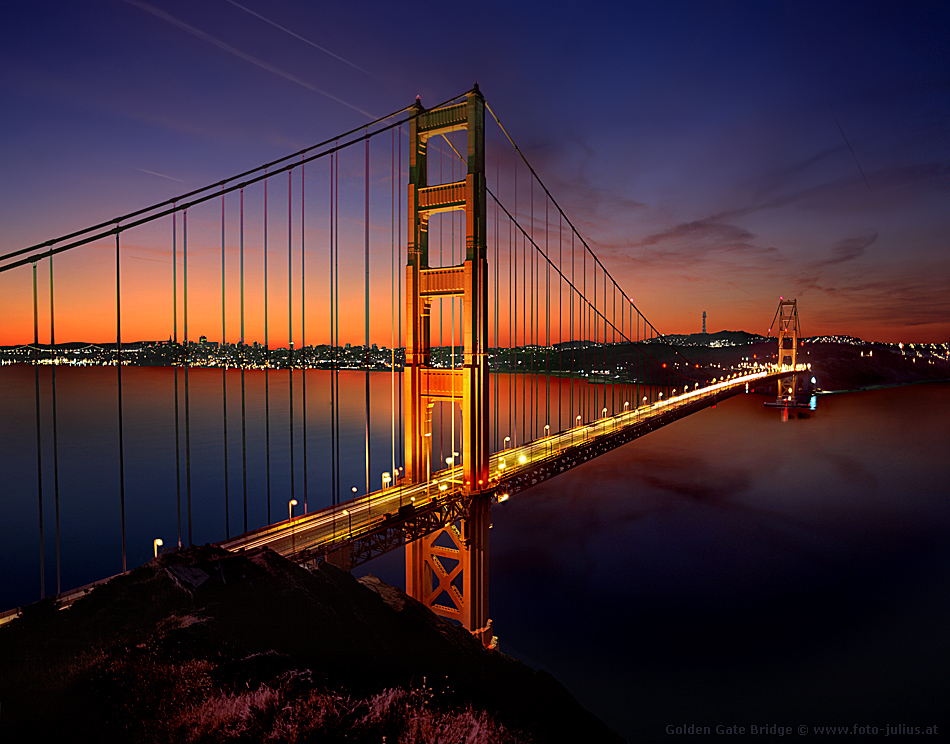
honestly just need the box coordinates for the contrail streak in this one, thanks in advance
[226,0,373,77]
[122,0,376,119]
[832,108,871,192]
[136,168,186,183]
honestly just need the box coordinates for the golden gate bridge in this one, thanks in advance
[0,86,805,643]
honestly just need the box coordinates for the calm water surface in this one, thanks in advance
[1,368,948,737]
[480,382,950,737]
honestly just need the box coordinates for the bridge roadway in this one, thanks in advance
[219,365,806,568]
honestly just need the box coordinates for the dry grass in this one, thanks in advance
[172,674,529,743]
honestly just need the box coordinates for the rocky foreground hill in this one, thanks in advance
[0,546,624,743]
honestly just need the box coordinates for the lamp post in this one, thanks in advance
[382,472,391,490]
[288,499,298,554]
[544,423,551,455]
[153,538,163,559]
[504,436,510,450]
[424,432,432,494]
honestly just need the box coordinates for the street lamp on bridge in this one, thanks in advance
[153,538,162,559]
[288,499,298,554]
[424,432,432,493]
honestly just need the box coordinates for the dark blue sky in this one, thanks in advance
[1,0,947,341]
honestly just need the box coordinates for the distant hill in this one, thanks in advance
[656,330,766,347]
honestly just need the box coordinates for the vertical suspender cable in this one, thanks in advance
[397,128,403,475]
[334,147,341,503]
[329,152,336,504]
[184,210,193,546]
[507,198,518,439]
[570,230,574,427]
[288,171,295,509]
[581,260,586,421]
[545,198,550,433]
[511,190,517,446]
[558,211,562,434]
[173,209,182,548]
[49,255,61,594]
[391,128,396,480]
[116,229,127,572]
[32,262,44,598]
[521,179,527,444]
[264,172,272,523]
[602,270,607,414]
[450,148,455,468]
[301,155,308,513]
[364,135,371,495]
[529,179,534,441]
[438,144,444,466]
[620,284,624,408]
[493,121,499,451]
[222,189,230,539]
[240,189,248,532]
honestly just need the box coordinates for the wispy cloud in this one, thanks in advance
[813,270,950,330]
[638,220,754,248]
[225,0,373,77]
[122,0,376,119]
[813,233,877,269]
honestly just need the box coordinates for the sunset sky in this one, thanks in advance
[1,0,947,345]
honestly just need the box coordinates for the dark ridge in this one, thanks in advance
[0,545,624,743]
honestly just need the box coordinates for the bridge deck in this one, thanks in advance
[219,366,805,566]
